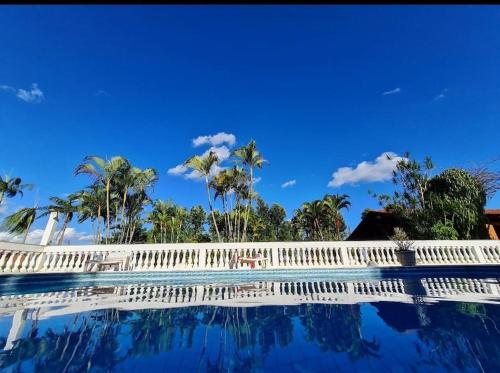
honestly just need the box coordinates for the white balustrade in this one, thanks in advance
[0,240,499,274]
[2,277,499,320]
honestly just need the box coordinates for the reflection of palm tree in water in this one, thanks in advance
[0,309,123,372]
[2,302,375,371]
[300,304,380,360]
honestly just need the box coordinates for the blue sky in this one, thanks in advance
[1,6,500,243]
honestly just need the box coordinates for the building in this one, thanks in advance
[348,209,500,240]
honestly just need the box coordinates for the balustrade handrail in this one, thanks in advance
[0,239,499,274]
[0,239,497,253]
[41,239,500,253]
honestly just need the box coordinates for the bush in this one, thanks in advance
[430,221,459,240]
[426,168,487,239]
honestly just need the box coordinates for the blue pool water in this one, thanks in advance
[0,267,499,372]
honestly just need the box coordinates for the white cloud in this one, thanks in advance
[167,164,188,175]
[281,179,296,188]
[0,227,93,245]
[94,89,110,97]
[1,83,44,103]
[328,152,405,187]
[0,229,45,244]
[203,145,231,162]
[59,227,94,243]
[433,89,448,101]
[168,145,231,181]
[192,132,236,148]
[184,169,205,181]
[253,177,262,184]
[382,88,401,96]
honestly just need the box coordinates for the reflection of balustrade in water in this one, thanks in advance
[1,240,500,274]
[1,277,499,323]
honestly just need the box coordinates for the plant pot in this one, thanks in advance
[396,250,416,266]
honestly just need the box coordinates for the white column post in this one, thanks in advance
[339,246,350,267]
[4,309,27,350]
[40,212,59,246]
[198,248,206,269]
[471,244,487,264]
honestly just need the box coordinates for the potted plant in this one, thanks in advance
[390,227,416,266]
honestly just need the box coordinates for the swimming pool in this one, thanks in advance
[0,267,499,372]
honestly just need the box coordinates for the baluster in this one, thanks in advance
[0,251,11,272]
[62,252,73,270]
[463,246,472,263]
[24,253,38,272]
[144,250,152,270]
[32,252,45,272]
[378,248,386,265]
[55,252,66,271]
[12,252,24,272]
[152,251,159,270]
[74,252,85,271]
[456,246,466,263]
[423,247,433,263]
[434,246,444,263]
[18,253,31,272]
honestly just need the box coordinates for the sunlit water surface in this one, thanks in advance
[0,270,499,372]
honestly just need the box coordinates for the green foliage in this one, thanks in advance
[146,200,210,243]
[369,153,488,240]
[0,175,33,204]
[430,221,459,240]
[426,168,486,239]
[292,194,350,241]
[2,207,38,243]
[74,155,158,244]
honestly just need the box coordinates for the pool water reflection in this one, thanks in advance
[0,274,499,372]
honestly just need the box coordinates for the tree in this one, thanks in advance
[430,221,459,240]
[210,170,232,241]
[75,185,107,244]
[40,194,79,245]
[2,207,38,243]
[468,157,500,199]
[119,167,158,244]
[184,151,222,242]
[292,194,350,241]
[0,176,32,205]
[425,168,487,239]
[75,156,130,244]
[369,153,488,239]
[323,194,351,240]
[187,205,208,242]
[233,140,266,241]
[370,152,434,212]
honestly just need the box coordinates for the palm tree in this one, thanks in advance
[148,200,170,243]
[118,167,158,243]
[226,165,248,242]
[76,185,107,244]
[40,194,79,245]
[210,170,233,241]
[323,194,351,240]
[184,151,222,242]
[303,200,325,240]
[0,176,32,205]
[75,156,129,244]
[233,140,266,241]
[123,190,152,244]
[2,207,38,243]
